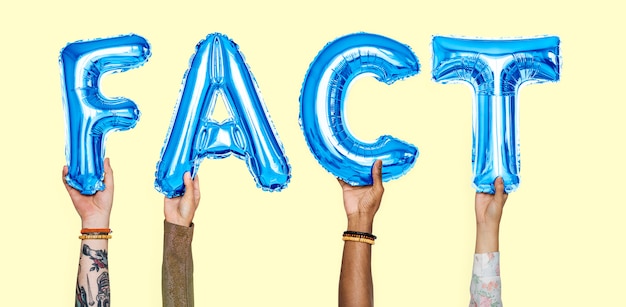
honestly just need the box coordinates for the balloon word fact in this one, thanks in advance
[60,33,560,196]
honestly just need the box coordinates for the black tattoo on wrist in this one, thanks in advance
[82,244,108,272]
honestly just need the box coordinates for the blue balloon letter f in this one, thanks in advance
[60,34,151,195]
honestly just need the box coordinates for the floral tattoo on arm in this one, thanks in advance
[83,244,108,272]
[76,244,110,307]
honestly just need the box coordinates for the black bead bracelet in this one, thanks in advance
[343,230,377,240]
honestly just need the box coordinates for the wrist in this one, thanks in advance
[475,227,499,253]
[165,216,192,227]
[347,214,374,233]
[476,222,499,233]
[81,217,110,229]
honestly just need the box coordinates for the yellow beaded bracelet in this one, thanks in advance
[342,235,375,245]
[343,233,376,240]
[79,234,112,240]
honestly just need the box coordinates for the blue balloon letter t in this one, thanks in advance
[432,36,560,193]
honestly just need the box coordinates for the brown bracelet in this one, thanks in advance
[79,234,112,240]
[343,230,376,240]
[81,228,111,234]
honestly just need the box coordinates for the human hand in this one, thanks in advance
[338,160,384,233]
[164,172,200,227]
[474,177,508,253]
[62,158,114,228]
[475,177,508,228]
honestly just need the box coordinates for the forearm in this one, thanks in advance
[76,239,109,307]
[162,221,195,307]
[339,217,374,307]
[472,221,501,306]
[475,224,499,254]
[471,178,505,306]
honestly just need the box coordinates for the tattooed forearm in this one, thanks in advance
[83,244,108,272]
[76,244,109,307]
[96,272,110,307]
[87,275,95,306]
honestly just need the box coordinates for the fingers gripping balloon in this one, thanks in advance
[432,36,560,193]
[155,33,290,198]
[299,33,419,186]
[60,34,151,195]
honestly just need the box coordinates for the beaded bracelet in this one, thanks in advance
[343,230,377,240]
[79,234,112,240]
[342,236,375,245]
[81,228,111,235]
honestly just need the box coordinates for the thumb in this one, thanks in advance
[103,158,114,190]
[183,172,194,195]
[494,177,506,201]
[371,160,383,190]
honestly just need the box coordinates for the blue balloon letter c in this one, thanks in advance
[300,33,419,186]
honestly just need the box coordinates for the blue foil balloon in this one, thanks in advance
[432,36,560,193]
[155,33,290,198]
[300,33,419,186]
[60,34,151,195]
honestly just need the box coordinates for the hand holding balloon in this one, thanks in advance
[475,177,508,253]
[62,158,114,228]
[338,160,385,233]
[164,172,201,227]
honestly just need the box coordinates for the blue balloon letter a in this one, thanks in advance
[60,34,151,195]
[155,33,290,198]
[432,36,560,193]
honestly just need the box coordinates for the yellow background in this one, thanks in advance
[1,0,624,306]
